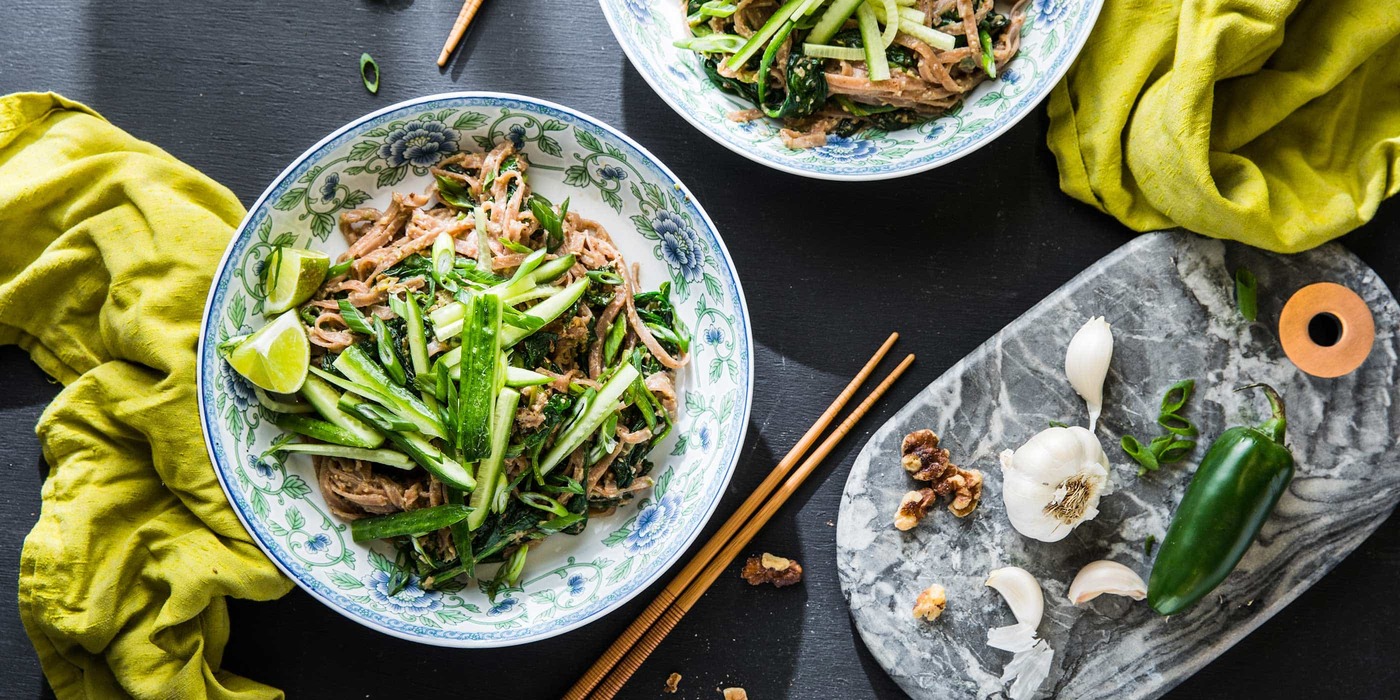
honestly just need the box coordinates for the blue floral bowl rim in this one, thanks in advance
[598,0,1106,182]
[195,91,756,647]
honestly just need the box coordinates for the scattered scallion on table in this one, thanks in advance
[1235,267,1258,321]
[359,52,380,94]
[1122,379,1199,476]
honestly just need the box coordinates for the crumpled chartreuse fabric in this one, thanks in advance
[1,92,293,698]
[1047,0,1400,253]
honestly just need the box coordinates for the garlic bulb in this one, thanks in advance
[1000,426,1112,542]
[1065,316,1113,431]
[1066,560,1147,605]
[985,566,1044,629]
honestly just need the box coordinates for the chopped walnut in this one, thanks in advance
[722,689,749,700]
[741,552,803,587]
[902,429,955,481]
[664,673,682,693]
[898,429,983,523]
[947,468,984,517]
[895,489,937,531]
[913,583,948,621]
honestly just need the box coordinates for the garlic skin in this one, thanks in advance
[1065,316,1113,431]
[1067,560,1147,605]
[1000,426,1112,543]
[986,567,1055,700]
[985,566,1044,629]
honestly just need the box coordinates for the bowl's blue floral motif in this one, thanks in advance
[378,119,460,168]
[598,0,1104,179]
[623,492,683,555]
[320,172,340,201]
[200,94,752,646]
[221,362,255,411]
[507,124,527,149]
[487,597,518,617]
[819,136,879,162]
[622,0,650,22]
[366,570,442,615]
[654,210,704,283]
[567,574,587,596]
[1037,0,1071,24]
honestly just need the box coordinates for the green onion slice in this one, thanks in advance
[1159,379,1195,416]
[359,53,380,94]
[1235,267,1258,322]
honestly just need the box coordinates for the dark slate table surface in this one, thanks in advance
[3,1,1398,698]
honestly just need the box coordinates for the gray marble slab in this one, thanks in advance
[836,231,1400,699]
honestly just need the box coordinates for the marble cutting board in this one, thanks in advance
[836,231,1400,699]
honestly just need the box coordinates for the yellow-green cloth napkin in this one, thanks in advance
[0,92,293,699]
[1047,0,1400,253]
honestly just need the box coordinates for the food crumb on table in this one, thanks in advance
[721,688,748,700]
[741,553,803,587]
[913,583,948,622]
[664,672,682,693]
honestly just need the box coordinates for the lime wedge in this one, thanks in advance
[264,247,330,315]
[225,310,310,393]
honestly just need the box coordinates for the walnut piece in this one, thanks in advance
[664,672,682,694]
[913,583,948,621]
[895,489,937,531]
[947,468,984,517]
[741,552,803,587]
[902,429,954,481]
[722,689,749,700]
[897,429,984,524]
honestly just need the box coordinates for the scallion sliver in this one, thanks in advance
[350,504,471,542]
[538,364,641,476]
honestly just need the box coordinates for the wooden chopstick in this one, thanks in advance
[562,333,901,700]
[437,0,487,67]
[586,353,917,700]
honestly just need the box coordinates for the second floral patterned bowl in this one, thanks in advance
[197,93,753,646]
[600,0,1105,180]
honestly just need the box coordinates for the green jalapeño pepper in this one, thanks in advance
[1148,384,1294,616]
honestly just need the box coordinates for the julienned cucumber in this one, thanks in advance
[333,345,445,439]
[455,292,503,460]
[501,278,589,346]
[275,442,415,470]
[350,504,472,542]
[298,373,385,448]
[468,388,522,530]
[343,396,477,492]
[538,364,641,476]
[271,413,383,449]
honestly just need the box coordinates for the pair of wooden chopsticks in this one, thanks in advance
[437,0,487,67]
[564,333,914,700]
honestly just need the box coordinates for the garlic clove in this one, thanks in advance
[986,566,1044,630]
[1065,316,1113,431]
[1066,560,1147,605]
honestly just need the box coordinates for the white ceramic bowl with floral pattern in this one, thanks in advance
[197,93,753,646]
[600,0,1104,180]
